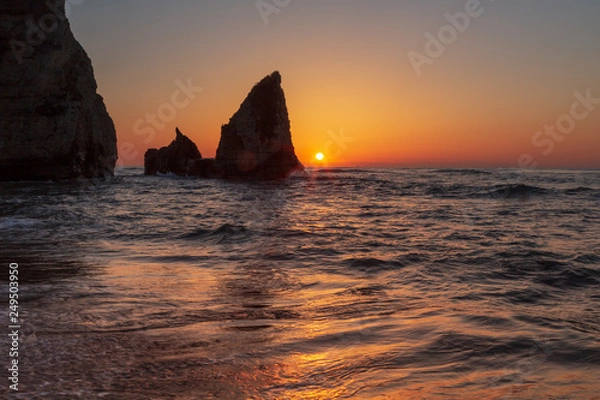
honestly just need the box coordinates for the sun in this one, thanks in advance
[315,152,325,161]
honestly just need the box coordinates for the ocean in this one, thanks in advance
[1,167,599,399]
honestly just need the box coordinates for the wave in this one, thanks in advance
[340,257,404,273]
[417,182,554,199]
[179,223,249,241]
[503,288,557,305]
[311,168,372,174]
[564,186,597,195]
[433,168,492,175]
[340,254,425,273]
[537,266,600,290]
[0,217,41,229]
[133,255,212,263]
[423,183,598,199]
[114,167,144,177]
[573,253,600,264]
[486,184,550,199]
[424,183,474,198]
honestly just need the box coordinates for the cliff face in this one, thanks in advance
[0,0,117,180]
[216,71,302,179]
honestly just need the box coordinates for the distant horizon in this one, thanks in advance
[119,163,600,171]
[67,1,600,170]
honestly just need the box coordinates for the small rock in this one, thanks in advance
[144,128,202,176]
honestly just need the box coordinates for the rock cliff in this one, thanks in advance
[216,71,302,179]
[144,71,303,180]
[0,0,117,181]
[144,128,202,176]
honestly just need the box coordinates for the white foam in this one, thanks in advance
[0,217,40,229]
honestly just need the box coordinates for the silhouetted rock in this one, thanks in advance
[0,0,117,181]
[143,72,303,180]
[216,71,303,179]
[144,128,202,176]
[190,159,222,178]
[144,149,160,176]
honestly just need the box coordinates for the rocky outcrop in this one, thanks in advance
[216,71,303,179]
[144,128,202,176]
[144,72,303,180]
[0,0,117,181]
[189,159,220,178]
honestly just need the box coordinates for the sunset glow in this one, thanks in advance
[4,1,600,395]
[67,1,600,168]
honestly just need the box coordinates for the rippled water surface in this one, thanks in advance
[1,168,600,399]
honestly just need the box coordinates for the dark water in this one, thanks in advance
[1,168,599,399]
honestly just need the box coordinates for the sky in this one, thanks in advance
[68,0,600,168]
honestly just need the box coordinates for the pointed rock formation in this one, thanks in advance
[0,0,117,181]
[216,71,303,179]
[143,72,303,180]
[144,128,202,176]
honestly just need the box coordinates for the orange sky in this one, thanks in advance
[70,1,600,169]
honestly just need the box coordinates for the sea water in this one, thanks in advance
[1,168,599,399]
